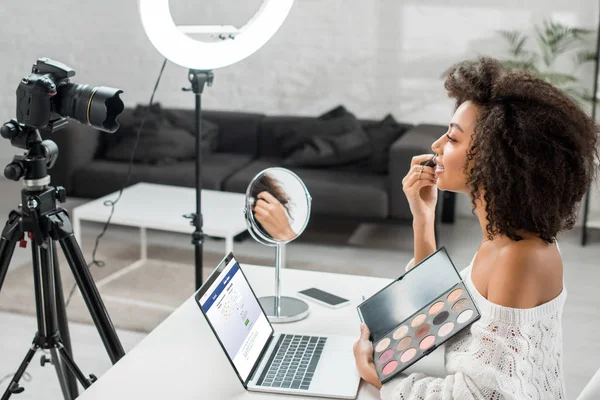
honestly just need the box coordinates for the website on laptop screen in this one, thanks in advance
[199,258,273,381]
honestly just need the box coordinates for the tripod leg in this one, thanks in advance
[50,348,72,400]
[40,242,91,396]
[38,241,73,400]
[0,237,17,296]
[0,211,21,294]
[1,342,37,400]
[56,344,91,389]
[31,240,48,335]
[50,211,125,363]
[52,241,78,398]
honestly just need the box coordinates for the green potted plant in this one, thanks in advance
[446,19,597,111]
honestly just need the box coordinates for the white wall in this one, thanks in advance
[0,0,598,220]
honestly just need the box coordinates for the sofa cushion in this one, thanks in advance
[258,112,366,158]
[109,108,266,157]
[223,159,388,219]
[362,115,412,174]
[164,108,219,153]
[201,110,265,156]
[317,105,349,120]
[101,104,219,164]
[319,106,412,174]
[70,153,253,199]
[282,116,372,168]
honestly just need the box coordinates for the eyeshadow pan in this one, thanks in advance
[382,360,398,375]
[375,337,391,352]
[415,323,430,338]
[411,313,426,327]
[433,310,449,325]
[448,288,463,302]
[400,348,417,363]
[438,322,454,337]
[419,335,436,350]
[393,326,408,340]
[457,309,474,324]
[396,336,412,351]
[379,349,394,365]
[429,301,445,315]
[452,298,468,312]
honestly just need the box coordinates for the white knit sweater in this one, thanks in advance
[380,251,567,400]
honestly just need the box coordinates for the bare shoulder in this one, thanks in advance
[487,241,563,308]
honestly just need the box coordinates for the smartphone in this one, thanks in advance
[297,288,350,309]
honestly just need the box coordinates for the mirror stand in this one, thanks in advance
[258,244,309,323]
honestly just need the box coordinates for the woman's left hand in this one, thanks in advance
[353,324,382,389]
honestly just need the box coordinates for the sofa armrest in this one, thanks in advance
[41,122,101,193]
[388,124,447,221]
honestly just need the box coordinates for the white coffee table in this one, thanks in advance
[71,182,248,287]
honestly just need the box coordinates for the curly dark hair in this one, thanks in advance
[444,56,600,243]
[251,173,292,214]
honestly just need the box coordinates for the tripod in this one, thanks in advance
[0,121,125,399]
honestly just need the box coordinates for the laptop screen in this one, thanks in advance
[197,255,274,382]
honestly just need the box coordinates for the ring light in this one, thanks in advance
[138,0,294,70]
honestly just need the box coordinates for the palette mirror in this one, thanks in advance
[244,167,312,323]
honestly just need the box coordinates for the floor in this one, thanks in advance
[0,177,599,399]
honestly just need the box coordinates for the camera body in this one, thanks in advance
[17,58,75,131]
[1,58,124,183]
[15,58,123,133]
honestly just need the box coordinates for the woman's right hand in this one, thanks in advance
[253,191,296,241]
[402,154,438,219]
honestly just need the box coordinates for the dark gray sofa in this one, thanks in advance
[42,108,454,225]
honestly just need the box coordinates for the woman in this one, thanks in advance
[353,57,599,398]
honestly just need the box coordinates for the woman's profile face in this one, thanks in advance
[431,100,479,194]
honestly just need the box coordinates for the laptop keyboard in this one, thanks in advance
[256,334,327,390]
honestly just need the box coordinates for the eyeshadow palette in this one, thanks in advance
[357,247,480,384]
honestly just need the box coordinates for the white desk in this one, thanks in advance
[77,264,446,399]
[71,183,248,287]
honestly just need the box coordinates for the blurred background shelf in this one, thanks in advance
[586,212,600,229]
[581,5,600,246]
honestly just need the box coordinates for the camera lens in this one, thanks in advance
[57,83,124,133]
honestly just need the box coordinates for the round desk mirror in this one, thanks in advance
[244,167,312,323]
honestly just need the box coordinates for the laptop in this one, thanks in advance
[194,252,361,399]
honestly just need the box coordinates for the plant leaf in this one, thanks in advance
[562,87,597,108]
[537,71,578,86]
[498,30,520,46]
[574,50,598,65]
[534,23,553,67]
[570,27,593,38]
[535,19,591,67]
[498,29,529,58]
[514,36,528,56]
[501,59,538,72]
